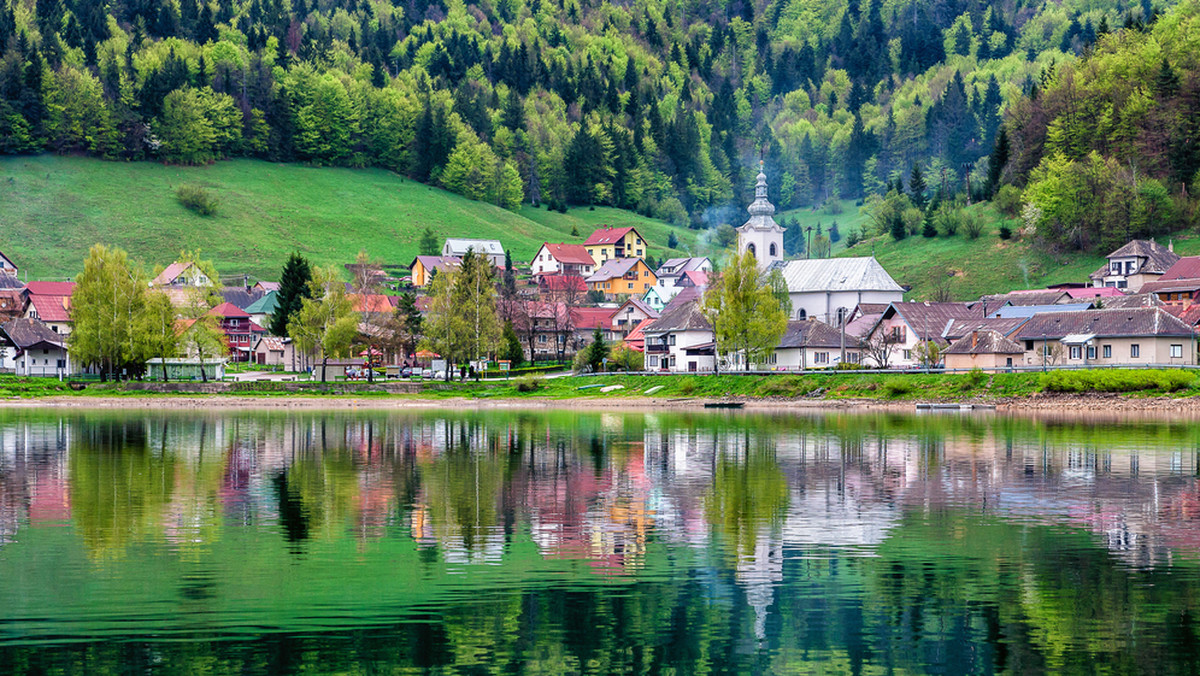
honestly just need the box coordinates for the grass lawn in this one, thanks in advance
[0,155,698,281]
[775,198,869,257]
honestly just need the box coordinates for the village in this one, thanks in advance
[2,169,1199,381]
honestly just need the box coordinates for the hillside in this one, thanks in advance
[0,156,697,281]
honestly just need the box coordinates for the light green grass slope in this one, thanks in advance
[0,156,697,281]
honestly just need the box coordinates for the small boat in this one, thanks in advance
[704,402,745,409]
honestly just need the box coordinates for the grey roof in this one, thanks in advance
[976,290,1072,315]
[0,273,24,290]
[1,318,64,349]
[1098,293,1164,309]
[778,320,858,349]
[443,238,504,256]
[1015,307,1194,341]
[1137,278,1200,295]
[586,258,643,283]
[940,317,1029,341]
[945,330,1026,355]
[642,299,712,334]
[776,257,903,294]
[1090,239,1180,280]
[661,286,703,314]
[220,287,265,310]
[616,297,659,319]
[883,302,982,341]
[988,302,1093,319]
[656,257,710,277]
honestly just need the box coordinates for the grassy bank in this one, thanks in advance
[0,156,697,281]
[6,369,1198,403]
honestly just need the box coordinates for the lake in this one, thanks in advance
[2,407,1200,673]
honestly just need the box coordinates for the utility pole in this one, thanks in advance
[805,226,813,259]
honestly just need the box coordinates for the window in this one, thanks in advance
[797,309,807,320]
[669,335,676,346]
[1025,340,1034,350]
[628,283,634,290]
[1103,345,1112,359]
[1069,346,1081,360]
[1086,345,1096,360]
[538,335,547,343]
[637,249,643,256]
[814,352,829,364]
[747,243,756,257]
[903,349,912,360]
[1118,281,1128,289]
[1111,262,1120,274]
[648,356,658,368]
[1131,344,1140,358]
[1171,344,1183,358]
[769,243,777,257]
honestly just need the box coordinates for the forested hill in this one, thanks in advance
[0,0,1173,228]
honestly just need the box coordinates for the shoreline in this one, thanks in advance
[2,392,1199,415]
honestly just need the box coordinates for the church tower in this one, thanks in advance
[736,163,785,269]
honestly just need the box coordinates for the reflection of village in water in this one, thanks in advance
[3,410,1200,639]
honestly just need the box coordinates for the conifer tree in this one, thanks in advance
[271,253,312,337]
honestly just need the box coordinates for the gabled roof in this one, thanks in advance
[988,303,1093,319]
[778,320,857,349]
[23,281,74,296]
[615,297,659,319]
[443,238,504,256]
[642,299,711,334]
[540,243,595,266]
[410,255,461,273]
[244,291,279,315]
[1161,256,1200,281]
[1100,292,1164,308]
[253,335,292,351]
[940,317,1029,342]
[586,258,643,283]
[207,302,251,319]
[678,271,709,287]
[0,272,23,290]
[584,226,637,246]
[151,261,195,287]
[1015,307,1194,340]
[775,257,903,294]
[656,257,710,276]
[1138,277,1200,295]
[27,294,71,323]
[538,274,587,292]
[220,287,265,310]
[349,293,393,313]
[883,302,981,341]
[2,318,64,350]
[1165,304,1200,329]
[945,330,1026,355]
[1090,239,1180,279]
[570,307,616,330]
[255,281,281,292]
[0,251,16,271]
[661,286,703,314]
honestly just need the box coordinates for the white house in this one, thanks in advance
[442,238,505,267]
[736,166,785,270]
[151,261,211,287]
[769,320,862,370]
[531,242,596,277]
[1090,239,1179,291]
[610,298,659,339]
[775,257,905,325]
[0,250,17,276]
[1,318,70,377]
[642,298,715,373]
[864,302,981,368]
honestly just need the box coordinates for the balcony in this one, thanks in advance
[646,343,670,354]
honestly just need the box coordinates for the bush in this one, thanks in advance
[993,184,1023,217]
[963,212,985,239]
[515,375,543,392]
[822,194,843,214]
[677,378,697,395]
[760,375,815,397]
[960,368,987,391]
[1041,369,1196,393]
[998,224,1013,240]
[882,377,913,396]
[175,184,219,216]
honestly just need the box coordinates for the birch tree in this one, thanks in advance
[702,249,788,372]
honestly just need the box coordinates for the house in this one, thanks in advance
[571,306,618,346]
[642,298,715,372]
[865,302,982,368]
[1090,239,1179,291]
[537,274,587,296]
[151,261,212,287]
[207,302,266,360]
[650,267,710,308]
[0,250,17,276]
[642,286,669,313]
[764,319,862,371]
[1137,256,1200,306]
[409,256,461,288]
[442,238,505,267]
[583,227,647,265]
[939,317,1030,344]
[253,281,280,293]
[20,281,74,334]
[944,330,1027,372]
[0,274,25,322]
[220,286,266,310]
[586,258,657,300]
[623,317,654,353]
[1015,307,1197,366]
[656,257,712,284]
[532,243,596,277]
[610,298,659,339]
[1,318,70,376]
[243,291,279,330]
[774,257,905,324]
[736,166,786,269]
[251,335,301,370]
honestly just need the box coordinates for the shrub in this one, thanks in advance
[175,184,219,216]
[963,212,985,239]
[960,368,987,391]
[677,378,697,395]
[998,225,1013,240]
[1041,369,1197,393]
[822,193,843,214]
[993,184,1023,217]
[882,377,913,396]
[515,375,543,392]
[760,376,813,397]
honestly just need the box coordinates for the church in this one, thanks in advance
[735,167,905,324]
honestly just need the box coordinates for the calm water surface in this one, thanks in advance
[2,407,1200,674]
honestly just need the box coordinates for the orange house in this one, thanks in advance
[585,258,657,300]
[409,256,461,287]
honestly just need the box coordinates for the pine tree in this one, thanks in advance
[668,231,679,249]
[829,221,840,243]
[270,253,313,337]
[419,227,439,256]
[908,164,928,209]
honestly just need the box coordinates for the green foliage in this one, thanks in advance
[174,184,218,216]
[291,265,358,382]
[609,344,644,372]
[69,244,149,379]
[515,375,543,392]
[998,225,1013,240]
[500,321,525,367]
[271,253,312,337]
[703,249,788,371]
[1040,369,1196,393]
[882,378,914,396]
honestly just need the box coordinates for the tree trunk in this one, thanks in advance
[321,354,328,383]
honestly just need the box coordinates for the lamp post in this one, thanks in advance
[805,226,813,259]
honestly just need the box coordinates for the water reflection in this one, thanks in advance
[1,409,1200,672]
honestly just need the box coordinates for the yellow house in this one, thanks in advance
[409,255,461,288]
[583,226,646,265]
[585,258,657,299]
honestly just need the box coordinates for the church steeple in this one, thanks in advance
[735,162,785,269]
[747,162,775,221]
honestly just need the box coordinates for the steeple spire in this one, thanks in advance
[747,161,775,221]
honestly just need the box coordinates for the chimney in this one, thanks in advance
[971,331,978,349]
[1170,239,1175,253]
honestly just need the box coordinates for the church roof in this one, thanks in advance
[775,257,904,294]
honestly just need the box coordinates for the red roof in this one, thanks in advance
[1161,256,1200,281]
[207,302,251,318]
[24,281,75,296]
[623,317,655,351]
[570,307,616,330]
[1165,304,1200,329]
[349,294,393,313]
[1063,287,1125,299]
[680,270,709,287]
[27,294,71,322]
[542,243,595,266]
[539,274,587,292]
[152,262,192,286]
[583,226,637,246]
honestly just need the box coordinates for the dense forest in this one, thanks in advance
[0,0,1182,231]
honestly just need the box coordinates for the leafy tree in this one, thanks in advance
[421,267,469,381]
[136,290,180,381]
[453,250,502,363]
[271,253,312,337]
[702,249,788,371]
[180,312,226,383]
[291,265,358,382]
[70,244,147,380]
[389,292,424,359]
[609,343,643,371]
